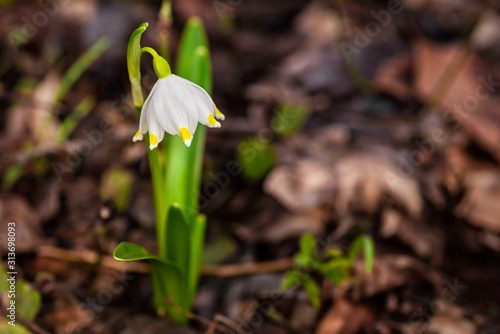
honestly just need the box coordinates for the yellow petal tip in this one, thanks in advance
[208,114,217,126]
[180,127,191,146]
[149,133,158,147]
[215,107,225,120]
[133,130,143,142]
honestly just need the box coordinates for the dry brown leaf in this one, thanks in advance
[264,159,335,213]
[258,210,325,242]
[413,38,500,162]
[373,53,412,100]
[0,195,42,253]
[381,208,443,264]
[315,299,373,334]
[455,168,500,233]
[336,254,443,300]
[332,154,423,219]
[443,148,500,233]
[265,153,423,220]
[428,315,476,334]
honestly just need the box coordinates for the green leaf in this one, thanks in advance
[272,104,307,138]
[189,46,212,95]
[280,270,302,291]
[348,235,375,273]
[56,37,110,104]
[113,242,172,264]
[282,270,321,308]
[318,259,352,286]
[294,233,318,269]
[320,247,343,260]
[2,164,23,189]
[237,137,276,181]
[187,214,206,307]
[299,233,316,257]
[176,17,209,80]
[54,96,95,144]
[0,268,41,322]
[164,21,212,222]
[301,275,321,308]
[127,22,148,108]
[150,261,187,324]
[166,204,190,278]
[99,168,135,212]
[16,280,41,321]
[0,323,30,334]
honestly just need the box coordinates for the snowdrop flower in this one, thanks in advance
[133,48,224,149]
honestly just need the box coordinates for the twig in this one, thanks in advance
[201,258,295,277]
[164,297,237,334]
[37,245,150,273]
[36,245,295,277]
[212,314,247,334]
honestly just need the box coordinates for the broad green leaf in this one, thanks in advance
[176,17,209,79]
[127,22,148,108]
[0,268,41,322]
[113,242,172,264]
[300,275,321,308]
[15,280,41,321]
[348,235,375,273]
[100,168,135,212]
[166,204,190,278]
[189,46,212,95]
[280,270,301,291]
[0,323,30,334]
[237,137,276,181]
[187,214,206,307]
[150,261,188,324]
[272,104,307,138]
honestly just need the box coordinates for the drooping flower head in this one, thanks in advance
[133,48,224,149]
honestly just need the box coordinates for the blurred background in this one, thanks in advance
[1,0,500,333]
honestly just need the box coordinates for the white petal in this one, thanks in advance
[148,117,163,150]
[174,75,221,128]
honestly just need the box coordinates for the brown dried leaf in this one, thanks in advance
[413,38,500,161]
[455,168,500,233]
[315,299,373,334]
[332,154,423,219]
[0,195,42,253]
[381,208,443,264]
[428,315,476,334]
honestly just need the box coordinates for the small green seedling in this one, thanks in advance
[281,233,375,308]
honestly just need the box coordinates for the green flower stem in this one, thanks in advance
[141,47,171,78]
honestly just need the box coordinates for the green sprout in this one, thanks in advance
[281,233,375,308]
[113,18,224,324]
